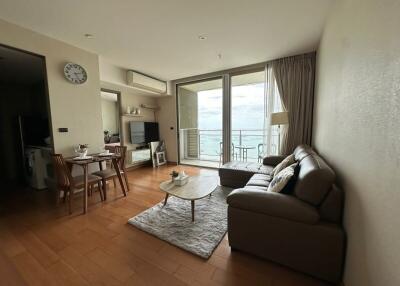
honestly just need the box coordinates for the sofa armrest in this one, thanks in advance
[227,188,319,224]
[263,155,286,167]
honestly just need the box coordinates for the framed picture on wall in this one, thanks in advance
[156,151,166,166]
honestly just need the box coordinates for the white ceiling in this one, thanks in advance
[0,0,333,81]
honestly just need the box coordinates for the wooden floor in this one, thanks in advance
[0,164,331,286]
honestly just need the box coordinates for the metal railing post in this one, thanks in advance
[198,129,201,159]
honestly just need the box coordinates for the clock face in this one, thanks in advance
[64,63,87,84]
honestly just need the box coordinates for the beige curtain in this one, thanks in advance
[272,52,316,155]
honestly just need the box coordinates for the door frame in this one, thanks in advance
[100,88,123,146]
[174,63,266,166]
[175,76,224,166]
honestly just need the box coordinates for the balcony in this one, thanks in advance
[179,128,279,168]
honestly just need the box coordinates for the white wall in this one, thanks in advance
[99,59,176,162]
[119,92,157,149]
[0,19,103,156]
[313,0,400,285]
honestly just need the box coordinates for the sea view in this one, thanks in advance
[196,83,266,162]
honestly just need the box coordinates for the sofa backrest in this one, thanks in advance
[292,145,336,207]
[319,185,344,223]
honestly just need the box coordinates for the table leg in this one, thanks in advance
[112,158,127,196]
[191,200,195,222]
[163,194,169,206]
[83,165,88,214]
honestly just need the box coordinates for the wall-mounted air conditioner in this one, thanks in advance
[126,70,167,94]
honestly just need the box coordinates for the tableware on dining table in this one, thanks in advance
[75,144,89,158]
[73,155,93,160]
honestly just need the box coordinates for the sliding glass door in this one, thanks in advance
[177,67,282,168]
[177,78,223,168]
[230,71,266,163]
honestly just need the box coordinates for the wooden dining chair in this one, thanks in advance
[92,145,130,199]
[52,154,103,214]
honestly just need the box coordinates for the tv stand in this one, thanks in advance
[131,148,151,164]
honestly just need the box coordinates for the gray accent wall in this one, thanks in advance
[313,0,400,285]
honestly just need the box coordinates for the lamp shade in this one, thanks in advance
[270,112,289,125]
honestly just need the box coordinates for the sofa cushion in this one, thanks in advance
[227,188,320,224]
[246,174,271,188]
[219,161,274,188]
[272,154,295,177]
[221,161,273,174]
[243,185,269,192]
[268,163,297,193]
[294,153,335,206]
[249,173,272,181]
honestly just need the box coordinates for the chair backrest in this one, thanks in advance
[219,142,236,157]
[52,154,73,189]
[258,143,264,156]
[114,145,127,169]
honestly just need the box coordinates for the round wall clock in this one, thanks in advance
[63,63,88,84]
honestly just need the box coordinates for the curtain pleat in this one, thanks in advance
[272,52,316,155]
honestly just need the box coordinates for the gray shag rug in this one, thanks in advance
[128,185,232,259]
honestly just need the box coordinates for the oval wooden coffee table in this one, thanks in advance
[159,175,217,222]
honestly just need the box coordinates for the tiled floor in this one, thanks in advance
[0,164,332,286]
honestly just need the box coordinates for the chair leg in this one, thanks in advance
[62,189,67,203]
[123,173,130,192]
[68,189,74,214]
[112,177,116,188]
[102,179,107,200]
[97,181,104,201]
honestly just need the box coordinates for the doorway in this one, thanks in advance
[177,78,223,168]
[0,44,52,190]
[100,88,122,151]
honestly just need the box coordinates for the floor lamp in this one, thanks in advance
[270,112,289,154]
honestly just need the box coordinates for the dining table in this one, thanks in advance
[65,153,127,214]
[234,145,256,162]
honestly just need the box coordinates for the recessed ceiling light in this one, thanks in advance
[84,33,94,39]
[198,35,207,40]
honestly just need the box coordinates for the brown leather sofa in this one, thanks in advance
[219,145,345,284]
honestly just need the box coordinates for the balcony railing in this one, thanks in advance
[180,128,279,163]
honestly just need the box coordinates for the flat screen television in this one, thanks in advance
[130,121,159,144]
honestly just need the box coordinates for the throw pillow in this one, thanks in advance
[268,163,297,193]
[280,162,300,194]
[272,154,295,177]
